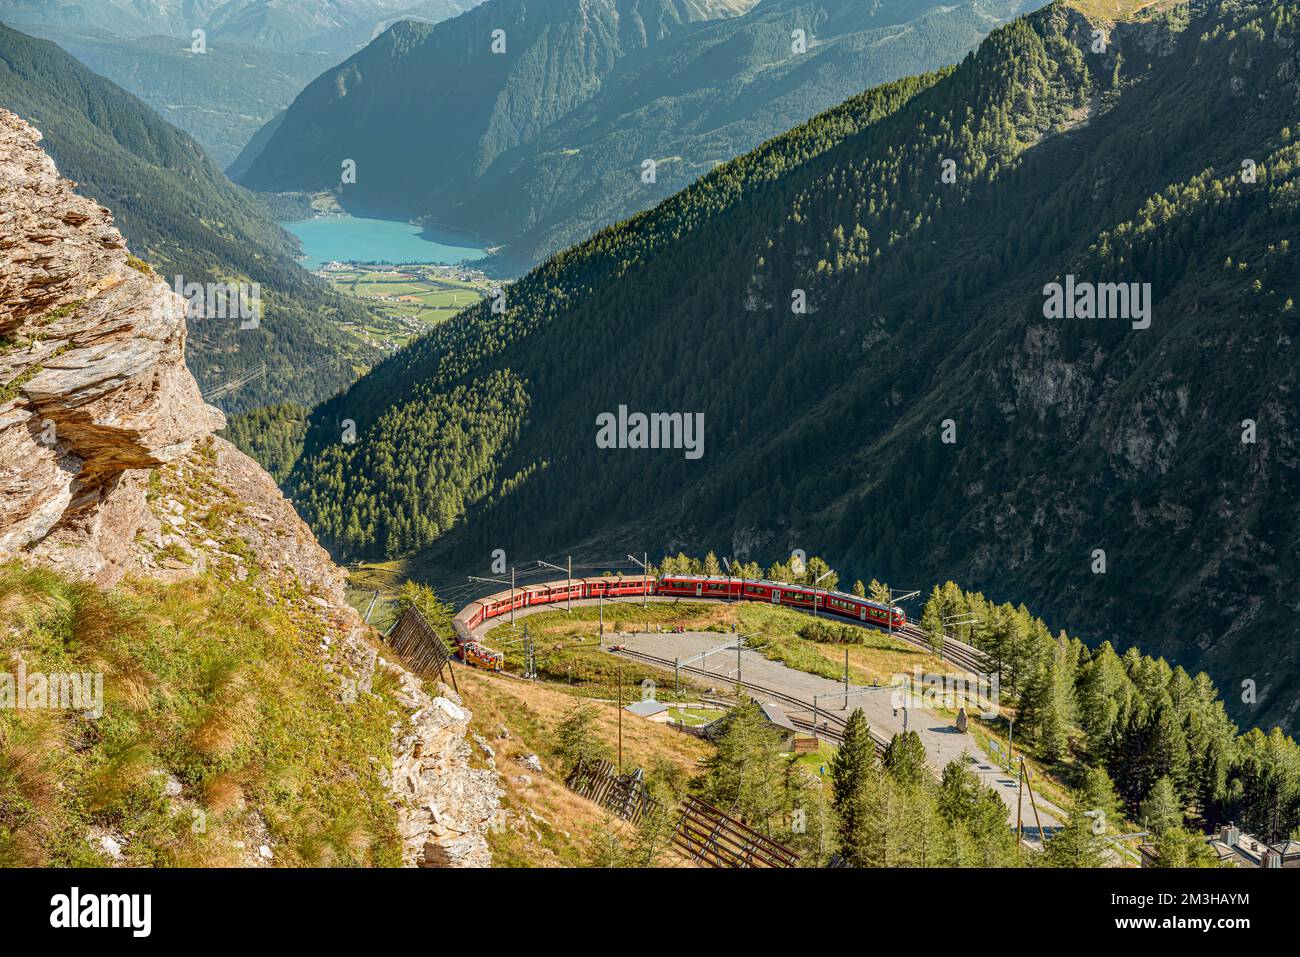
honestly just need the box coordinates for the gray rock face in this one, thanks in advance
[0,109,223,578]
[389,675,503,868]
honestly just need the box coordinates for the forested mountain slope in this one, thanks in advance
[237,0,753,215]
[287,0,1300,732]
[0,0,485,166]
[451,0,1044,270]
[0,22,382,412]
[236,0,1041,270]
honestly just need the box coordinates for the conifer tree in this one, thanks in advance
[1139,775,1183,836]
[882,730,927,787]
[1043,793,1108,868]
[831,708,877,866]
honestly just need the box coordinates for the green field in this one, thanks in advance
[318,265,496,350]
[668,706,725,727]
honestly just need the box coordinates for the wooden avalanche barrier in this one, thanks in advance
[385,607,457,692]
[565,758,662,825]
[671,796,800,868]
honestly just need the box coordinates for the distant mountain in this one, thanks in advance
[237,0,755,221]
[0,21,381,412]
[237,0,1040,270]
[0,0,423,44]
[227,106,287,182]
[285,0,1300,733]
[0,0,485,167]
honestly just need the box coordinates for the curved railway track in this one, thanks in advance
[892,622,992,675]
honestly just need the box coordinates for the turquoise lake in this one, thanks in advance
[282,216,485,269]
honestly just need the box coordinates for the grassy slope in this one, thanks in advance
[457,667,711,867]
[0,443,407,867]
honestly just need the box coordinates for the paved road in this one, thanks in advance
[613,629,1064,846]
[469,595,1065,846]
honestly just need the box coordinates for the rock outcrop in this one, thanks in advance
[1,108,222,577]
[388,675,502,868]
[0,110,500,866]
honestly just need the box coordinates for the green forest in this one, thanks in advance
[285,0,1300,733]
[918,579,1300,850]
[630,551,1300,861]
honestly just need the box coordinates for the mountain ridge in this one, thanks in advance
[236,0,1042,270]
[0,0,488,166]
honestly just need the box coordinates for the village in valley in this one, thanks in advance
[317,260,498,351]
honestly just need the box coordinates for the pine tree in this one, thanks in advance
[882,730,927,787]
[552,702,608,772]
[831,708,877,866]
[1139,775,1183,836]
[1151,827,1223,867]
[1043,793,1108,868]
[1078,765,1121,835]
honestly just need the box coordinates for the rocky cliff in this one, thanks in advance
[0,109,500,867]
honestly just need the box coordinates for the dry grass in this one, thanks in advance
[0,715,63,865]
[456,667,711,867]
[1066,0,1177,22]
[0,554,404,868]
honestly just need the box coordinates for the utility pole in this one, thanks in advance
[814,569,833,618]
[844,648,849,709]
[523,625,536,680]
[1024,761,1044,844]
[598,591,604,646]
[536,556,573,613]
[1016,763,1024,844]
[674,657,680,695]
[887,588,920,643]
[617,665,624,774]
[628,552,649,608]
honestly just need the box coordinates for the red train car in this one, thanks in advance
[452,574,655,638]
[657,574,904,628]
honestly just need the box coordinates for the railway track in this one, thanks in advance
[611,645,889,755]
[893,622,992,675]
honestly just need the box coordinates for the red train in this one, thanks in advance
[450,572,904,650]
[655,574,905,629]
[452,574,655,636]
